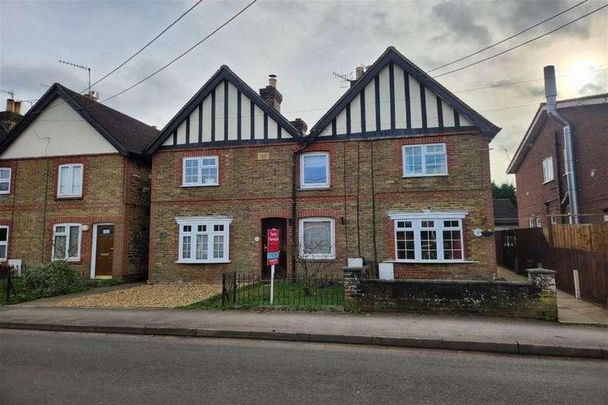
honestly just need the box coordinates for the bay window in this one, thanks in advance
[176,216,231,263]
[391,211,466,262]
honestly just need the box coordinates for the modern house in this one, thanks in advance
[0,83,158,280]
[507,93,608,226]
[145,47,500,283]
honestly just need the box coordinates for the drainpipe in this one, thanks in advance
[544,65,579,224]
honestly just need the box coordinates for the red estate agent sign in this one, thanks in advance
[266,228,280,266]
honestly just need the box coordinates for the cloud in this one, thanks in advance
[432,0,491,45]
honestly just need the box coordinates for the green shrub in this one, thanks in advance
[23,261,87,297]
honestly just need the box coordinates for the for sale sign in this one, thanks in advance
[266,228,280,266]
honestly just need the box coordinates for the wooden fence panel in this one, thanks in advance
[496,224,608,307]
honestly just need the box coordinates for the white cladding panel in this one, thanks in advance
[190,107,198,142]
[425,88,438,128]
[442,100,455,127]
[460,115,472,126]
[335,109,347,134]
[364,81,376,131]
[394,65,406,129]
[319,125,332,137]
[254,105,264,140]
[409,75,423,129]
[1,98,118,159]
[215,84,225,142]
[350,94,362,134]
[202,95,212,142]
[241,99,252,140]
[227,82,239,141]
[268,119,278,139]
[379,66,391,130]
[176,120,187,144]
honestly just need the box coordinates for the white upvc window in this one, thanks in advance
[52,224,82,262]
[389,211,466,263]
[182,156,219,187]
[57,164,83,198]
[299,217,335,260]
[0,168,11,194]
[176,216,231,263]
[300,152,330,189]
[402,143,448,177]
[0,226,8,261]
[542,156,554,183]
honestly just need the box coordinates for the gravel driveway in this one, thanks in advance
[48,283,221,309]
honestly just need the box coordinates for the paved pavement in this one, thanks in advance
[497,266,608,326]
[2,329,607,405]
[0,306,606,359]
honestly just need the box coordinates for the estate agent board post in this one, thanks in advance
[266,228,280,304]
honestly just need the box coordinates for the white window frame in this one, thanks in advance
[0,168,11,195]
[389,211,466,263]
[57,164,83,198]
[300,152,330,189]
[176,216,232,264]
[182,156,219,187]
[299,217,335,260]
[542,156,554,183]
[51,223,82,262]
[0,225,9,262]
[402,143,448,177]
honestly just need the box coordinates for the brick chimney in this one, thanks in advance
[290,118,308,135]
[259,74,283,111]
[350,66,366,88]
[6,99,21,115]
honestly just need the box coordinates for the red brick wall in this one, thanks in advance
[149,132,496,282]
[515,104,608,225]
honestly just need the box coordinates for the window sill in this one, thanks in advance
[180,183,219,188]
[175,260,231,265]
[299,255,336,261]
[402,173,449,178]
[388,260,479,264]
[56,196,83,200]
[299,185,331,191]
[543,179,554,185]
[0,192,10,195]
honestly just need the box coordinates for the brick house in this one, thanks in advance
[507,94,608,226]
[0,83,158,280]
[145,47,500,283]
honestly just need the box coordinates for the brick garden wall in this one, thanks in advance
[149,131,495,283]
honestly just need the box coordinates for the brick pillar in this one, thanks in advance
[343,266,365,311]
[527,267,558,321]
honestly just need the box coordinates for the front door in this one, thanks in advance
[95,225,114,277]
[261,218,287,280]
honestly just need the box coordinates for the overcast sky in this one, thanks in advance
[1,0,606,183]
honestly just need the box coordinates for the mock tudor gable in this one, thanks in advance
[146,66,303,152]
[310,47,500,139]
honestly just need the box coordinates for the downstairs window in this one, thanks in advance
[176,216,232,263]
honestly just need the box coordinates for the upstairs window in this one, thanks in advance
[176,217,231,263]
[542,156,554,183]
[52,224,82,261]
[0,226,8,261]
[57,164,83,198]
[300,152,329,189]
[183,157,219,186]
[0,168,11,194]
[402,143,447,177]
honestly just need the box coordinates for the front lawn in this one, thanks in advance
[182,279,344,311]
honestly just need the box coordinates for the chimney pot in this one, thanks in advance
[290,118,308,135]
[259,75,283,111]
[355,66,365,80]
[544,65,557,107]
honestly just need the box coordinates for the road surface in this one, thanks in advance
[1,329,606,404]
